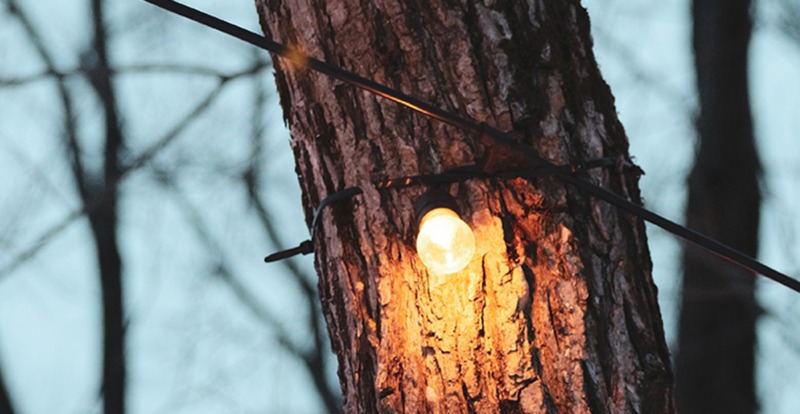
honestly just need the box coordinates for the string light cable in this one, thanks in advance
[142,0,800,294]
[264,159,618,263]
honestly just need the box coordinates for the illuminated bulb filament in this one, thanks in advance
[416,208,476,274]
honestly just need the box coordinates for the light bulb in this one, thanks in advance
[416,207,476,274]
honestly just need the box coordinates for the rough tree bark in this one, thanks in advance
[256,1,674,412]
[676,1,760,413]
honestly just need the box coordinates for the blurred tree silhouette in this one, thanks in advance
[0,0,339,412]
[2,0,800,412]
[677,1,761,413]
[585,0,800,412]
[0,360,13,414]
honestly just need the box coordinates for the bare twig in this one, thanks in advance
[0,80,226,281]
[154,169,342,413]
[0,62,272,88]
[244,58,341,412]
[0,52,269,281]
[776,0,800,46]
[5,0,87,199]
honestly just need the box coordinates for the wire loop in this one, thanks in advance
[263,159,617,262]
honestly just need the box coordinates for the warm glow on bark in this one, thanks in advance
[285,44,309,70]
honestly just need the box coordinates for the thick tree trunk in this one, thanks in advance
[676,1,760,413]
[256,1,674,412]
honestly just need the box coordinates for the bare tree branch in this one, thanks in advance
[0,79,227,282]
[5,0,87,199]
[244,55,342,413]
[1,142,74,206]
[776,0,800,46]
[1,0,270,281]
[154,169,342,414]
[0,70,65,87]
[0,52,272,280]
[0,210,83,281]
[0,61,273,87]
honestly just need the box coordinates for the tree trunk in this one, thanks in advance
[0,363,14,414]
[676,1,760,413]
[256,1,674,412]
[86,0,126,412]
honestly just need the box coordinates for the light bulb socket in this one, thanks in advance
[415,189,461,227]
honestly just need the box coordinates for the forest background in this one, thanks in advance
[1,0,800,413]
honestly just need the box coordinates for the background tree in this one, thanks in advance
[0,361,13,414]
[3,0,800,412]
[676,1,761,413]
[256,0,674,412]
[4,0,128,411]
[0,0,339,412]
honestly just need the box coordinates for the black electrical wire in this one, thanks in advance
[144,0,800,294]
[268,160,616,262]
[142,0,481,135]
[264,187,363,263]
[374,158,620,190]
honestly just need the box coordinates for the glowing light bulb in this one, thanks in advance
[416,207,476,274]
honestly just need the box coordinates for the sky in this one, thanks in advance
[1,0,800,413]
